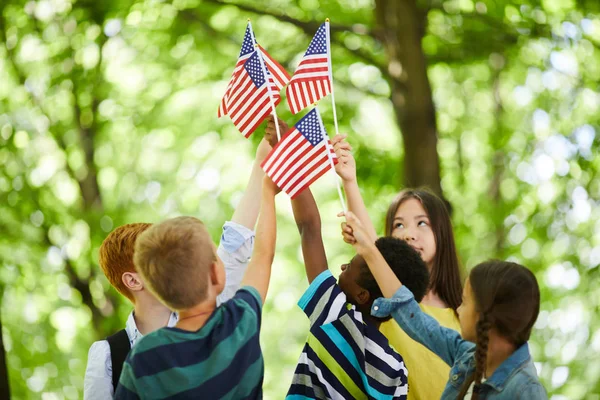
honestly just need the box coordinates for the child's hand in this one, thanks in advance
[331,134,356,183]
[263,175,281,195]
[338,211,376,255]
[265,115,289,148]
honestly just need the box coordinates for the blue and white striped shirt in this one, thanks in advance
[287,270,409,400]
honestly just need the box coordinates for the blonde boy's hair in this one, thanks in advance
[134,216,216,311]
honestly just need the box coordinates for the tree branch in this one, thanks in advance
[191,0,386,69]
[201,0,379,38]
[179,4,388,77]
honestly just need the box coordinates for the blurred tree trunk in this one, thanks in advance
[490,59,507,257]
[374,0,443,198]
[0,314,9,399]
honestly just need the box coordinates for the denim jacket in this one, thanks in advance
[372,286,547,399]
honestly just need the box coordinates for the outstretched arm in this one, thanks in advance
[292,189,328,283]
[332,135,378,241]
[216,138,272,305]
[264,115,328,284]
[342,211,401,297]
[231,138,271,229]
[240,176,278,303]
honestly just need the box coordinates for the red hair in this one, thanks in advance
[98,223,152,303]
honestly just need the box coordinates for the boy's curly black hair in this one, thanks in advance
[356,237,430,322]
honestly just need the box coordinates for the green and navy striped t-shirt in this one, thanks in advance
[115,287,263,399]
[287,270,408,400]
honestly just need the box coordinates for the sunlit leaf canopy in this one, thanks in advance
[1,0,599,398]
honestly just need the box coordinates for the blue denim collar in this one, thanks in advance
[484,342,531,391]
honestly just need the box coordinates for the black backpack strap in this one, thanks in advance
[106,329,131,392]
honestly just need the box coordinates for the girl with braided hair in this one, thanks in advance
[342,211,547,399]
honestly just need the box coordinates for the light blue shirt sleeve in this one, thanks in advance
[371,286,474,367]
[216,221,255,306]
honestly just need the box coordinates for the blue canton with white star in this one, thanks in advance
[304,23,327,56]
[244,51,265,88]
[239,24,257,58]
[296,109,326,146]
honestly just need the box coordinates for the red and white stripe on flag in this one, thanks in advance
[261,109,337,199]
[218,25,290,118]
[286,23,331,114]
[218,24,255,118]
[218,56,247,118]
[226,51,281,138]
[258,45,291,90]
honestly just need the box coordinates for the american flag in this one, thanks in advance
[218,23,289,119]
[286,23,331,114]
[261,108,337,199]
[226,50,281,138]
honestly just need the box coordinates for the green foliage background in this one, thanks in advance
[1,0,599,398]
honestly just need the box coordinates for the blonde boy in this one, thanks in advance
[115,176,278,399]
[84,140,272,399]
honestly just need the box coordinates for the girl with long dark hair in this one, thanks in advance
[332,135,463,399]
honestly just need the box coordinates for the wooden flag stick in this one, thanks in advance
[248,20,282,142]
[315,105,346,213]
[324,18,340,138]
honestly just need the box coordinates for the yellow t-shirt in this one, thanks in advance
[379,304,460,400]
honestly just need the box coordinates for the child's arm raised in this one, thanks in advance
[216,138,271,304]
[265,116,329,284]
[231,138,271,229]
[342,211,401,297]
[332,135,378,241]
[291,189,328,283]
[343,211,472,366]
[240,176,278,303]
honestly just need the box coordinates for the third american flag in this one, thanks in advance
[261,108,336,199]
[286,23,331,114]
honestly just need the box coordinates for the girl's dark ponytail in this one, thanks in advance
[472,313,492,399]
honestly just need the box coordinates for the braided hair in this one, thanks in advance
[457,313,492,399]
[457,261,540,399]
